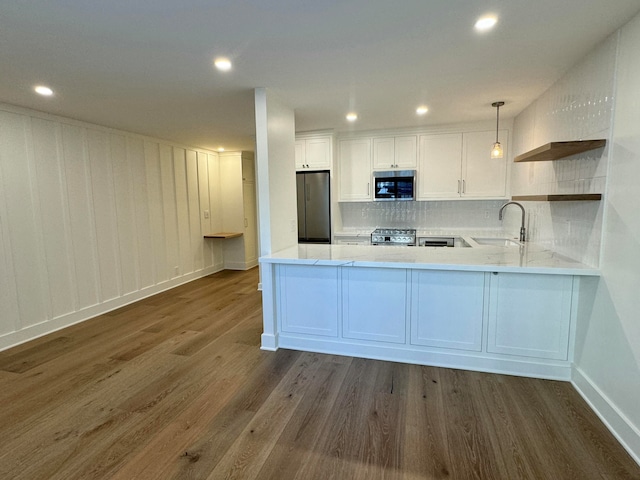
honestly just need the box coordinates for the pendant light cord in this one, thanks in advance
[492,101,504,143]
[495,104,499,143]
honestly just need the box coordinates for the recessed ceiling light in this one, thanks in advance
[416,106,429,115]
[475,15,498,32]
[346,112,358,122]
[34,85,54,96]
[218,147,225,152]
[214,57,232,71]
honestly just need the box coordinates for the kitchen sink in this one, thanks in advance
[472,237,521,247]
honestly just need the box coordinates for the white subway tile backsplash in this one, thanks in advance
[510,34,616,267]
[339,200,508,232]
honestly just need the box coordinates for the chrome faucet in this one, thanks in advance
[499,201,526,242]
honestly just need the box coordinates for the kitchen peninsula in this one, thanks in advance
[260,242,599,381]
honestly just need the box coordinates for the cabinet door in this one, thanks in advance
[342,267,407,344]
[462,130,508,198]
[295,140,306,170]
[394,135,417,168]
[305,137,332,169]
[410,270,485,351]
[373,137,395,169]
[338,138,372,201]
[417,134,462,199]
[279,265,339,337]
[487,273,573,360]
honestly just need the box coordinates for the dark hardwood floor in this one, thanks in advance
[0,268,638,479]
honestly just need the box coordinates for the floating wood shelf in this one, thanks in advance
[514,140,606,163]
[203,232,243,239]
[511,194,602,202]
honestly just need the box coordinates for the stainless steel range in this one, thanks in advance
[371,228,416,246]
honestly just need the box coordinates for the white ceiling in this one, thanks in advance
[1,1,639,151]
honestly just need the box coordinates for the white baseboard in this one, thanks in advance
[224,259,259,271]
[260,333,279,351]
[0,265,223,352]
[572,365,640,467]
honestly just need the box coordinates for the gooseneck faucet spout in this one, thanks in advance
[499,201,526,242]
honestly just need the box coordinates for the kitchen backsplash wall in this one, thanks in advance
[340,200,507,232]
[508,33,618,267]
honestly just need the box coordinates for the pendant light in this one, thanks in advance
[491,101,505,159]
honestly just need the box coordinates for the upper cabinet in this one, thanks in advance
[462,130,508,198]
[295,135,333,170]
[417,133,463,199]
[417,130,508,200]
[373,135,417,170]
[338,138,372,201]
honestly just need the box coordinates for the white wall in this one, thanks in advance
[573,13,640,464]
[0,104,224,350]
[511,13,640,463]
[510,35,617,266]
[254,88,297,255]
[254,87,297,351]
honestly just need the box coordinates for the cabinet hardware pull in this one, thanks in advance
[462,179,466,193]
[457,180,461,194]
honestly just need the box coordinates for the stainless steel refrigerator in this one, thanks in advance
[296,170,331,243]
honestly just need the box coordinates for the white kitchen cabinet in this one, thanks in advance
[295,136,332,170]
[338,138,372,201]
[417,130,508,199]
[417,133,463,199]
[342,267,407,343]
[487,272,573,360]
[462,130,508,197]
[278,264,339,337]
[373,135,417,170]
[410,270,485,351]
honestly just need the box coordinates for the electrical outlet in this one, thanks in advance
[484,210,490,219]
[204,210,210,219]
[174,266,179,275]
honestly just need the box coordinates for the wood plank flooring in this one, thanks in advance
[0,268,638,479]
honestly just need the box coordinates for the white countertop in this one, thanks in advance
[260,242,600,276]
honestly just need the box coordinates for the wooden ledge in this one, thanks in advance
[203,232,243,239]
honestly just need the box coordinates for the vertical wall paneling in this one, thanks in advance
[144,141,167,283]
[0,118,20,334]
[111,134,139,295]
[87,129,121,301]
[0,112,49,328]
[186,149,203,272]
[173,147,192,277]
[60,124,100,309]
[159,144,180,279]
[208,153,223,267]
[128,136,154,289]
[31,118,76,318]
[0,104,226,350]
[197,151,213,269]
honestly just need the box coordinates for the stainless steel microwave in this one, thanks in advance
[373,170,416,201]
